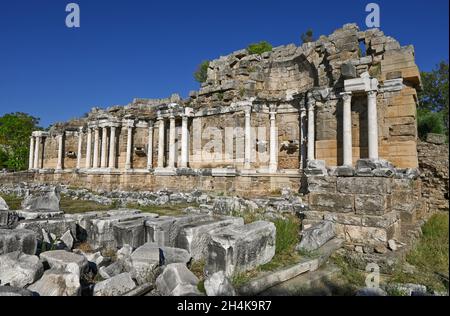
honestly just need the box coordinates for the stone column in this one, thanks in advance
[307,99,315,162]
[76,127,83,169]
[34,136,40,169]
[341,92,353,166]
[244,106,252,169]
[125,121,134,170]
[85,128,92,169]
[56,133,64,170]
[180,114,189,168]
[367,90,379,160]
[269,109,278,173]
[29,136,35,170]
[147,121,154,169]
[109,126,117,169]
[93,127,100,168]
[100,127,108,168]
[157,117,165,168]
[168,113,176,169]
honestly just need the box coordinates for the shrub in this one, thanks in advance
[417,109,446,140]
[194,60,210,83]
[247,41,273,55]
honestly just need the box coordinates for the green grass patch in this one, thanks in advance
[60,195,112,214]
[389,212,449,292]
[331,254,366,290]
[0,194,23,210]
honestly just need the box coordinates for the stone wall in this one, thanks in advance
[417,136,449,212]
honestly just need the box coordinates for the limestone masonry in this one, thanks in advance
[24,23,421,195]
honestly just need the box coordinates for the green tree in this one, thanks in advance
[0,112,40,171]
[301,29,315,44]
[194,60,210,83]
[247,41,273,55]
[418,61,449,134]
[417,109,446,140]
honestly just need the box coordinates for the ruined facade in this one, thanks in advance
[27,24,421,197]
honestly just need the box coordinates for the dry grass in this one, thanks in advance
[0,194,23,210]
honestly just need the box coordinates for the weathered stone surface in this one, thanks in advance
[204,271,236,296]
[145,216,177,247]
[309,193,354,212]
[337,177,391,195]
[0,286,36,296]
[356,287,387,296]
[426,133,446,145]
[176,216,244,260]
[65,211,107,242]
[0,197,9,211]
[155,263,201,296]
[386,283,427,296]
[113,218,146,249]
[205,221,276,277]
[93,272,137,296]
[341,63,357,79]
[21,187,61,212]
[60,230,74,250]
[28,269,81,296]
[16,218,76,242]
[0,228,37,255]
[297,221,335,251]
[355,195,388,216]
[0,251,43,287]
[0,210,18,229]
[40,250,88,273]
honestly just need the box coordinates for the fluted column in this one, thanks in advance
[307,99,315,162]
[269,109,278,173]
[180,115,189,168]
[244,106,252,169]
[125,121,134,170]
[157,117,165,168]
[147,121,154,169]
[341,92,353,166]
[29,136,35,170]
[108,126,117,169]
[76,127,83,169]
[168,113,176,169]
[93,127,100,168]
[367,90,379,160]
[100,127,108,168]
[85,128,92,169]
[34,136,40,169]
[56,133,64,170]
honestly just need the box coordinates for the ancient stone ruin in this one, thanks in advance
[1,23,447,296]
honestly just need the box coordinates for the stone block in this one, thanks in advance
[355,195,389,215]
[0,251,43,287]
[40,250,88,273]
[0,197,9,211]
[204,271,236,296]
[0,228,37,255]
[307,176,337,193]
[0,211,18,228]
[176,216,244,260]
[93,272,137,296]
[145,216,177,247]
[309,193,354,212]
[426,133,446,145]
[155,263,201,296]
[205,221,276,277]
[28,269,81,296]
[16,218,77,242]
[341,63,357,79]
[21,187,61,212]
[337,177,391,195]
[297,221,335,251]
[112,218,146,249]
[0,286,36,296]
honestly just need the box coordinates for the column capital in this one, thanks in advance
[124,119,135,128]
[148,120,154,128]
[244,105,252,116]
[307,99,315,111]
[367,90,378,97]
[78,126,84,133]
[340,91,352,101]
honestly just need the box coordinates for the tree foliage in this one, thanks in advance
[417,109,446,140]
[247,41,273,55]
[193,60,210,83]
[0,112,40,171]
[418,61,449,134]
[301,29,315,44]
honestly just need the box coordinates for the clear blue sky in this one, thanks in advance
[0,0,448,127]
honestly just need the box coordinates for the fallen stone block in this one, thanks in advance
[59,230,74,250]
[16,210,64,220]
[0,210,18,229]
[113,218,146,249]
[0,286,36,296]
[65,211,108,242]
[21,186,61,212]
[0,228,37,255]
[204,271,236,296]
[15,218,77,243]
[176,216,244,260]
[145,216,177,247]
[155,263,201,296]
[28,269,81,296]
[167,215,213,247]
[40,250,88,273]
[0,251,44,287]
[297,221,335,252]
[93,272,136,296]
[205,221,276,277]
[0,197,9,211]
